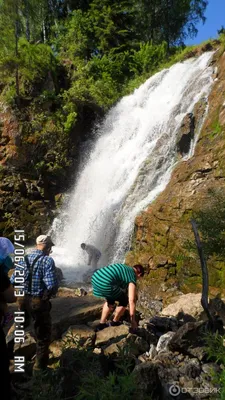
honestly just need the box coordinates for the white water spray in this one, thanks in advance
[52,52,214,283]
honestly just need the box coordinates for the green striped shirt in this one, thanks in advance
[91,263,136,299]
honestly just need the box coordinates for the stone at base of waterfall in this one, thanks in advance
[62,324,95,347]
[148,316,181,336]
[156,331,176,353]
[14,332,36,360]
[95,324,130,346]
[136,327,158,345]
[168,321,208,361]
[56,287,87,298]
[103,333,149,357]
[161,293,205,321]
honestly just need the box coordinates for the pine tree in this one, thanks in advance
[0,0,23,95]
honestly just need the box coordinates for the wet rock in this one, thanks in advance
[177,113,195,156]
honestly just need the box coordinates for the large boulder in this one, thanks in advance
[168,322,208,361]
[103,333,149,357]
[62,324,95,348]
[161,293,205,321]
[95,325,129,346]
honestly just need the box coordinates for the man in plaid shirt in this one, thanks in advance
[11,235,58,373]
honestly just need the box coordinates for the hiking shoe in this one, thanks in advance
[94,323,109,332]
[107,321,123,327]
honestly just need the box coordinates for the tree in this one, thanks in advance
[0,0,23,95]
[135,0,208,48]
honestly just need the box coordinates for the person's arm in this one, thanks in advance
[87,254,92,265]
[85,247,92,265]
[43,258,59,297]
[128,282,137,330]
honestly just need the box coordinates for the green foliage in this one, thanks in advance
[18,38,56,81]
[191,189,225,258]
[77,371,137,400]
[218,32,225,53]
[205,331,225,398]
[64,111,77,134]
[76,344,149,400]
[211,120,223,138]
[129,41,168,75]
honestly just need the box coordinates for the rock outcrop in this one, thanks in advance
[126,48,225,301]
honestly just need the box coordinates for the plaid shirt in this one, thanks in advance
[11,249,58,297]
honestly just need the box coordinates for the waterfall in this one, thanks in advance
[52,52,214,283]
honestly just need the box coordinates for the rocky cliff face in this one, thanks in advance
[0,84,101,241]
[126,47,225,300]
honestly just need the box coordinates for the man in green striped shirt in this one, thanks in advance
[91,263,144,331]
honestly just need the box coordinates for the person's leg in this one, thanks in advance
[111,292,128,323]
[32,299,51,371]
[113,306,126,322]
[100,301,114,323]
[0,327,11,400]
[91,256,98,269]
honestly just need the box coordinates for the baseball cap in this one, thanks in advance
[36,235,54,246]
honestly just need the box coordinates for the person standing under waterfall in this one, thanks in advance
[91,263,144,332]
[81,243,101,269]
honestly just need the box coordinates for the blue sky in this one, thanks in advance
[185,0,225,45]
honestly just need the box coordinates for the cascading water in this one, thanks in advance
[52,52,214,283]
